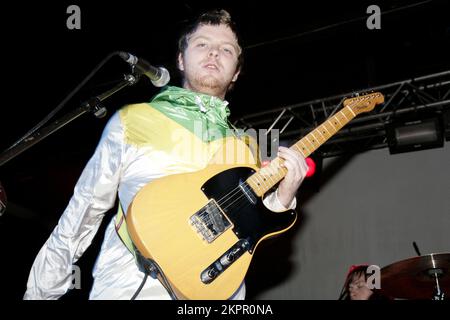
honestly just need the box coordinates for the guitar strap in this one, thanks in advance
[114,203,136,259]
[115,202,178,298]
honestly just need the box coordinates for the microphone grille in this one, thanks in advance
[151,67,170,87]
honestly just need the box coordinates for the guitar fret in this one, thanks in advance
[347,106,356,117]
[304,135,314,148]
[310,132,320,144]
[247,155,293,197]
[293,144,306,157]
[315,128,326,141]
[327,120,338,132]
[335,115,343,127]
[341,111,350,121]
[341,111,349,123]
[300,140,311,154]
[321,124,331,137]
[261,166,276,185]
[264,171,274,187]
[254,175,265,190]
[248,176,256,192]
[250,176,262,193]
[268,166,277,184]
[257,173,270,190]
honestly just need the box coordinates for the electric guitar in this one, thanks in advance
[126,92,384,299]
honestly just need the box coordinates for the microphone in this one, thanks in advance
[119,52,170,87]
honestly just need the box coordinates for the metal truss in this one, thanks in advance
[232,70,450,158]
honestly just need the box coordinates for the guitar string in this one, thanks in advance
[197,181,260,227]
[202,100,363,224]
[198,98,366,223]
[198,113,358,226]
[212,101,359,209]
[211,153,291,211]
[197,191,252,227]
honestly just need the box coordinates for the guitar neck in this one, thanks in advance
[246,106,357,196]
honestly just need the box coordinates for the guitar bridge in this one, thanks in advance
[189,199,232,243]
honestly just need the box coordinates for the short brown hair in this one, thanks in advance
[177,9,244,71]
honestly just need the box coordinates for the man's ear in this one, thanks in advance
[231,67,241,83]
[177,53,184,71]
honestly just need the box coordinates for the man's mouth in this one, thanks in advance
[203,63,219,70]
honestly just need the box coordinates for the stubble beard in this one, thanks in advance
[190,71,229,98]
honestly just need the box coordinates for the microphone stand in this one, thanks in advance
[0,73,140,167]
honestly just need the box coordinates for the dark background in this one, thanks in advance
[0,0,449,300]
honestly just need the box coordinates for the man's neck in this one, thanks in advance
[182,83,226,101]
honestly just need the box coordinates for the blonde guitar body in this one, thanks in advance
[126,137,297,300]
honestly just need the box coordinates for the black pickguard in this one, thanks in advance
[201,167,296,252]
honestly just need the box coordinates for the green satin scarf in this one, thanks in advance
[148,86,233,142]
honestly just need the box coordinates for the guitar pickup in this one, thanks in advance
[239,181,257,205]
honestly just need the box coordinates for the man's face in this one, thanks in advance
[178,23,241,99]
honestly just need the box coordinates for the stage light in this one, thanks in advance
[443,109,450,141]
[386,116,444,154]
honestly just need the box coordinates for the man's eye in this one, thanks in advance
[197,43,207,48]
[223,48,233,54]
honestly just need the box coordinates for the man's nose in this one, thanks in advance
[208,46,219,57]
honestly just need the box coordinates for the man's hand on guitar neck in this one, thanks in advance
[276,146,309,208]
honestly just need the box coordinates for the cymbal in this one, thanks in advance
[380,253,450,299]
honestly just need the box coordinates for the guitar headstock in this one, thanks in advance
[344,92,384,115]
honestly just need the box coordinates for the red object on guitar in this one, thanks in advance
[305,157,316,177]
